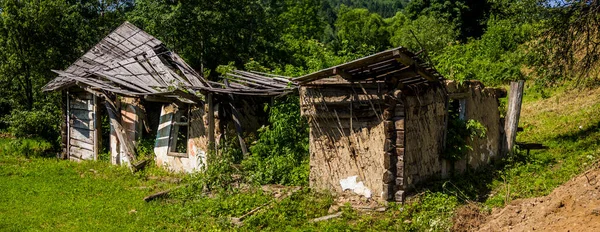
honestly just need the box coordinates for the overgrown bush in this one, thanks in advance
[242,95,309,186]
[433,18,536,85]
[2,105,60,143]
[0,137,54,158]
[189,148,238,193]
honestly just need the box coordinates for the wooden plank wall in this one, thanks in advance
[68,89,97,161]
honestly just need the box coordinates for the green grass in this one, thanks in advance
[0,143,185,231]
[482,85,600,206]
[0,137,459,231]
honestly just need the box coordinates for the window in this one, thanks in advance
[168,104,189,157]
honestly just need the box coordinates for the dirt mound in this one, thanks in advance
[453,203,488,232]
[477,166,600,232]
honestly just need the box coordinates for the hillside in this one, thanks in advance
[456,85,600,231]
[478,166,600,231]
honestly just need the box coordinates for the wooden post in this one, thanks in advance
[93,94,99,161]
[224,80,249,156]
[504,80,525,155]
[207,93,215,151]
[66,90,71,160]
[60,90,68,159]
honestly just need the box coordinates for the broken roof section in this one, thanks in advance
[293,47,444,86]
[43,22,295,98]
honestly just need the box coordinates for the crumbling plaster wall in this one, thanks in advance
[446,80,503,171]
[154,103,211,173]
[403,81,504,190]
[301,85,389,200]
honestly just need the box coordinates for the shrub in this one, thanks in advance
[3,105,60,143]
[242,95,309,186]
[433,18,535,85]
[0,137,54,158]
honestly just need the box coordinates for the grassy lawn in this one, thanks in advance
[0,136,459,231]
[0,143,188,231]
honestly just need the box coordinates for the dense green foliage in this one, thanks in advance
[0,0,585,144]
[244,96,309,185]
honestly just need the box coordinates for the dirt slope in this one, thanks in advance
[477,166,600,232]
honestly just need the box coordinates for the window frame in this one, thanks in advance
[167,104,190,158]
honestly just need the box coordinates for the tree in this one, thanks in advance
[387,12,458,53]
[0,0,82,110]
[532,0,600,84]
[334,6,390,54]
[405,0,492,40]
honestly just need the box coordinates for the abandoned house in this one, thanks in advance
[42,22,295,172]
[294,47,507,202]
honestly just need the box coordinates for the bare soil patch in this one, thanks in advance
[477,165,600,232]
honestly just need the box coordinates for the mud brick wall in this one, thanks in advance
[301,84,391,201]
[403,85,448,190]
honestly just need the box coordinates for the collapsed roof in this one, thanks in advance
[43,22,295,99]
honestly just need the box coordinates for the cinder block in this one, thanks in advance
[384,139,395,152]
[395,177,404,187]
[396,163,403,176]
[385,129,396,139]
[396,132,404,145]
[384,120,394,131]
[384,152,398,170]
[382,184,394,200]
[383,152,392,169]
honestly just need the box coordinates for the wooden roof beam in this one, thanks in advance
[333,67,352,80]
[393,50,438,82]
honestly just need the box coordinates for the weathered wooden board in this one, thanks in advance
[69,98,93,110]
[70,145,94,160]
[69,92,93,100]
[72,118,94,130]
[70,138,94,151]
[70,127,94,144]
[71,109,94,121]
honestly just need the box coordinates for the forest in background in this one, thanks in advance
[1,0,599,185]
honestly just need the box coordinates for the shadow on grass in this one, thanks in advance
[551,120,600,144]
[410,116,600,205]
